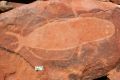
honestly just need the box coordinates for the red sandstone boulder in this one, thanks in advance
[0,0,120,80]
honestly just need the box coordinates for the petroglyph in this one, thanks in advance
[5,17,115,60]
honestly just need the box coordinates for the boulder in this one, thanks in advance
[0,0,120,80]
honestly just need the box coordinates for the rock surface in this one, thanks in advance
[0,0,120,80]
[108,68,120,80]
[110,0,120,4]
[0,48,42,80]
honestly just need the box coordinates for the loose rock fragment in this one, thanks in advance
[0,1,13,12]
[108,67,120,80]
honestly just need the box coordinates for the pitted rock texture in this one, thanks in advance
[0,1,24,13]
[0,0,120,80]
[0,48,42,80]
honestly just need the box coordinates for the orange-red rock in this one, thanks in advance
[0,0,120,80]
[0,48,43,80]
[49,0,119,11]
[108,64,120,80]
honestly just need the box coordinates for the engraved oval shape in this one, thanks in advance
[6,17,115,60]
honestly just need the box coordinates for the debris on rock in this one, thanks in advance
[0,1,13,12]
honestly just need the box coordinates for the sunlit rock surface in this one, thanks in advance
[0,0,120,80]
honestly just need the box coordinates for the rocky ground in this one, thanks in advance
[0,0,120,80]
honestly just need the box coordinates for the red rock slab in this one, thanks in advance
[0,12,119,80]
[0,1,120,80]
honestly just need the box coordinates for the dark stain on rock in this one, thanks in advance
[68,73,80,80]
[79,43,98,65]
[49,52,80,68]
[97,39,118,58]
[81,62,109,80]
[89,8,103,13]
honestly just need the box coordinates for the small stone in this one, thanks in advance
[0,1,13,12]
[35,66,44,71]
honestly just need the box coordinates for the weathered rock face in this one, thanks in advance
[0,0,120,80]
[0,48,42,80]
[50,0,118,11]
[108,67,120,80]
[110,0,120,4]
